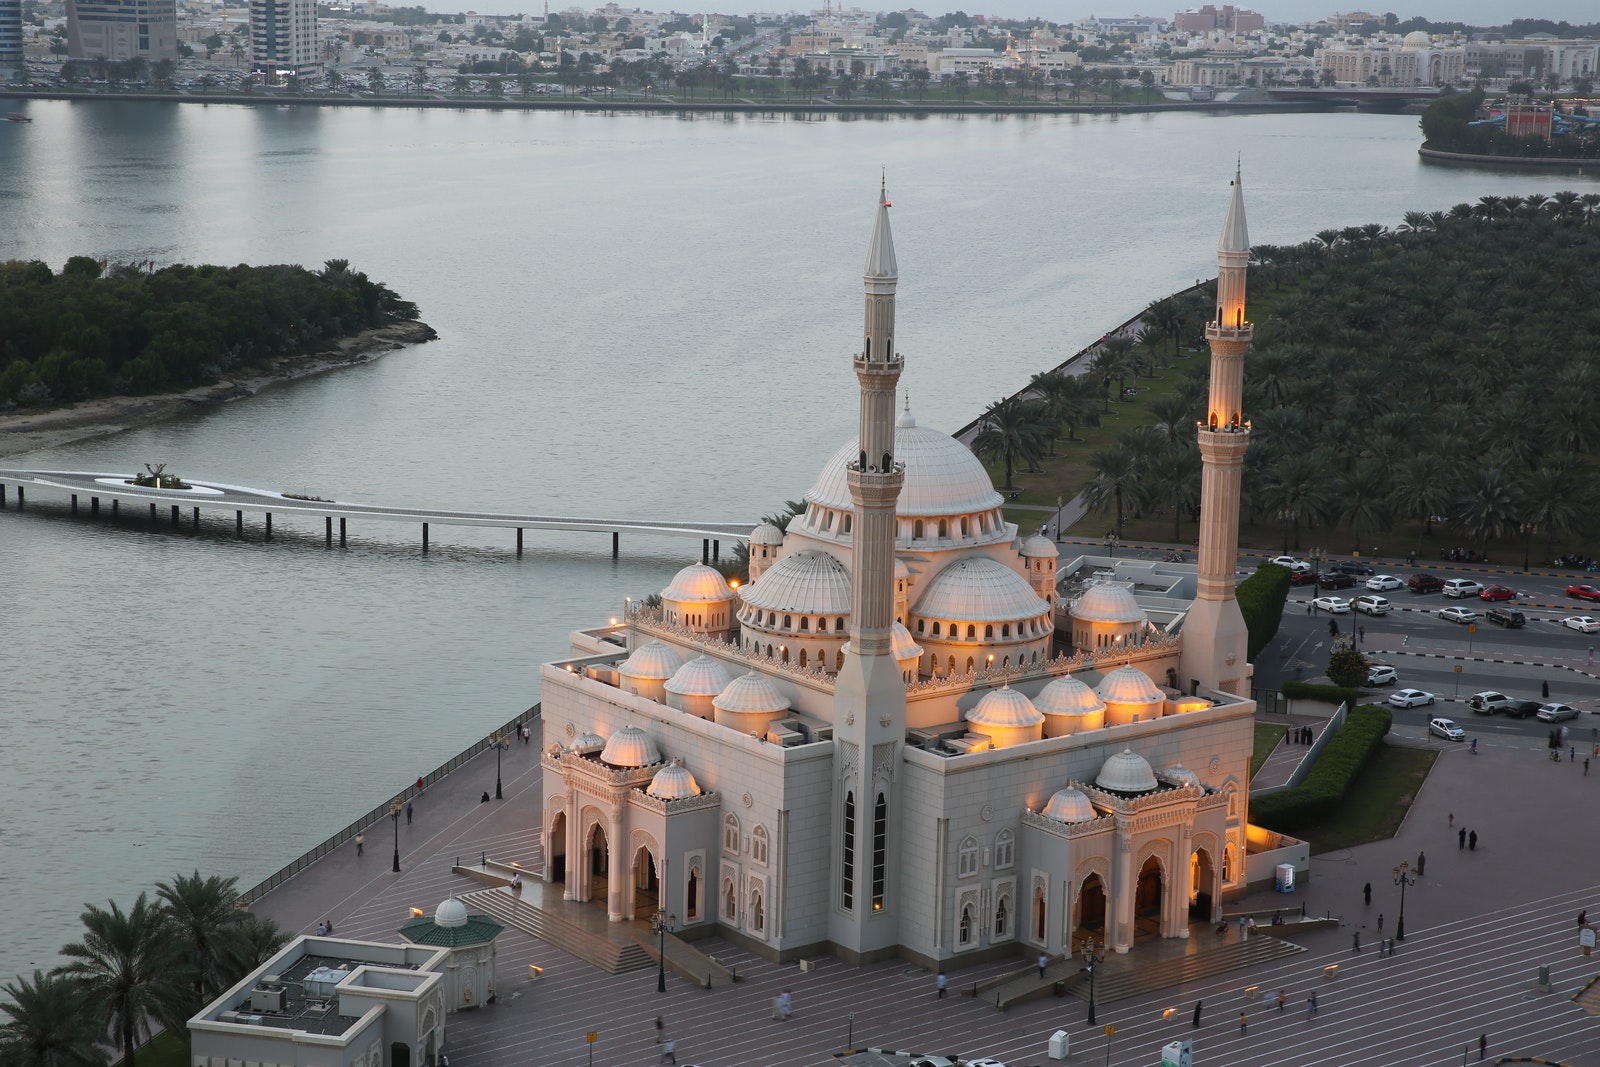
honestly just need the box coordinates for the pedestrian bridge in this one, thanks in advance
[0,468,751,560]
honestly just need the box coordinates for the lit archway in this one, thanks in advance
[1189,848,1216,922]
[1135,855,1164,932]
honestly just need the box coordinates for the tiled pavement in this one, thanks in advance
[251,719,1600,1066]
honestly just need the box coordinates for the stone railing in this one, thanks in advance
[631,791,722,816]
[905,630,1177,697]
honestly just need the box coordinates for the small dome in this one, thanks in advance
[599,725,662,768]
[664,655,734,698]
[646,758,702,800]
[1035,676,1107,717]
[740,551,853,615]
[914,557,1049,623]
[713,671,790,715]
[1072,583,1146,624]
[572,731,606,753]
[1163,763,1202,789]
[966,685,1045,729]
[897,407,918,429]
[1096,665,1163,704]
[750,522,786,545]
[1041,787,1097,824]
[434,897,469,928]
[1403,29,1431,47]
[891,621,922,661]
[1096,748,1159,793]
[662,562,736,603]
[619,641,683,681]
[1021,534,1057,559]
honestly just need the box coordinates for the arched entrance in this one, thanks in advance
[585,822,609,903]
[1189,848,1216,922]
[632,844,660,919]
[1135,856,1164,936]
[548,812,567,885]
[1074,872,1107,948]
[390,1043,411,1067]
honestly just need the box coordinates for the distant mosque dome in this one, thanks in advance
[620,641,683,681]
[750,522,786,546]
[808,411,1004,517]
[434,897,469,928]
[966,685,1045,729]
[713,671,790,716]
[646,758,702,800]
[1096,749,1159,794]
[915,557,1048,622]
[1403,29,1432,47]
[1163,763,1202,789]
[662,562,736,603]
[1021,534,1057,558]
[1096,665,1163,704]
[741,551,853,615]
[1041,787,1097,824]
[1072,583,1146,624]
[599,725,662,768]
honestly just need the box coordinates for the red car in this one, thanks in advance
[1567,584,1600,602]
[1479,585,1516,602]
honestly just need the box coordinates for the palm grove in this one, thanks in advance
[0,872,289,1067]
[974,191,1600,563]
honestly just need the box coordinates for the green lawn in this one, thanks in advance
[1252,722,1289,779]
[1296,742,1438,855]
[130,1031,187,1067]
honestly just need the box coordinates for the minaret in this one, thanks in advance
[1179,166,1252,697]
[830,182,907,959]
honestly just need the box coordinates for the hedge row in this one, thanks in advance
[1237,561,1290,661]
[1281,680,1362,706]
[1250,704,1393,835]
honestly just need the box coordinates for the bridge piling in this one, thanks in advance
[1,483,6,507]
[91,497,99,517]
[701,538,709,564]
[71,494,78,515]
[612,531,618,559]
[339,517,346,547]
[170,505,179,527]
[516,528,523,557]
[326,516,333,548]
[192,507,199,531]
[236,510,243,538]
[265,513,272,541]
[149,502,156,522]
[422,522,429,553]
[713,539,720,561]
[15,486,20,508]
[111,499,118,519]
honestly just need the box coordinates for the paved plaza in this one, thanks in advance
[253,717,1600,1067]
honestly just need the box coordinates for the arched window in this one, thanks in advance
[841,792,857,911]
[723,878,737,920]
[948,656,956,674]
[843,515,851,533]
[871,792,888,910]
[836,617,845,632]
[823,510,834,531]
[1032,886,1046,941]
[750,888,765,933]
[1003,655,1011,668]
[985,624,994,639]
[914,520,925,539]
[1002,624,1011,637]
[961,517,970,537]
[800,617,810,631]
[966,624,976,639]
[994,896,1009,937]
[687,866,700,919]
[966,656,975,673]
[799,650,808,668]
[994,829,1015,870]
[932,622,941,636]
[836,650,844,670]
[958,836,979,878]
[916,620,925,634]
[751,825,769,865]
[781,647,790,663]
[783,615,792,630]
[959,905,974,946]
[724,814,741,853]
[938,519,949,539]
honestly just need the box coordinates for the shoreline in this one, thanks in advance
[0,319,437,460]
[1418,144,1600,171]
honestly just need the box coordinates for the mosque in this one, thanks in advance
[537,174,1277,968]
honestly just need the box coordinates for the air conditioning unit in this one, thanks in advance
[305,1001,333,1017]
[251,987,286,1013]
[261,975,282,986]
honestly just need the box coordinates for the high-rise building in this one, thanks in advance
[250,0,320,82]
[66,0,177,62]
[1,0,27,79]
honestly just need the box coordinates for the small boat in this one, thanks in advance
[6,113,32,123]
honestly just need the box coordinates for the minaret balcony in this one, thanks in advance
[853,352,904,372]
[1205,322,1253,341]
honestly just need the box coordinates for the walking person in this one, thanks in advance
[1358,625,1366,645]
[416,776,426,797]
[1363,882,1372,906]
[1480,1033,1488,1060]
[1449,812,1454,828]
[1417,851,1425,876]
[780,989,792,1020]
[1469,829,1478,851]
[1310,991,1318,1016]
[655,1015,665,1043]
[1585,758,1591,776]
[1352,931,1361,953]
[1192,1000,1203,1028]
[936,973,947,998]
[1038,952,1048,978]
[355,833,365,856]
[1459,827,1467,850]
[1543,680,1550,699]
[660,1037,676,1064]
[1239,1012,1247,1036]
[1378,913,1384,932]
[1277,989,1286,1012]
[406,802,413,826]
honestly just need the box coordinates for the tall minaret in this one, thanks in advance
[1179,166,1252,697]
[830,182,907,959]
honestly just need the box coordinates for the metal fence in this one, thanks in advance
[235,703,541,907]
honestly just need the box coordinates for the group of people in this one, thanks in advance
[1440,547,1488,563]
[1288,725,1316,745]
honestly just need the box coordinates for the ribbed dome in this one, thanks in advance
[966,685,1045,728]
[599,725,662,768]
[619,641,683,681]
[662,562,736,603]
[1041,787,1097,824]
[434,897,469,928]
[740,551,852,615]
[915,558,1048,623]
[664,655,734,698]
[890,621,922,661]
[750,522,786,545]
[1096,749,1158,793]
[1072,583,1145,624]
[895,558,910,579]
[572,731,606,753]
[1096,665,1163,704]
[646,759,702,800]
[1163,763,1202,789]
[1403,29,1431,47]
[1035,676,1107,717]
[1021,534,1057,558]
[713,671,790,715]
[808,419,1004,517]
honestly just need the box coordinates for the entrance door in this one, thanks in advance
[548,812,567,884]
[633,845,660,919]
[391,1043,411,1067]
[1189,848,1215,922]
[1076,873,1106,935]
[1135,856,1164,935]
[587,823,609,903]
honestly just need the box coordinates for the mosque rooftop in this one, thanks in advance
[208,948,430,1037]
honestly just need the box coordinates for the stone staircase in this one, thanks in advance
[1072,934,1305,1005]
[463,888,653,975]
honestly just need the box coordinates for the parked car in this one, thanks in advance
[1270,555,1312,572]
[1317,572,1357,589]
[1408,573,1445,594]
[1486,607,1526,628]
[1331,561,1375,576]
[1439,606,1479,624]
[1536,703,1581,722]
[1366,664,1398,686]
[1467,691,1512,714]
[1367,574,1404,591]
[1355,594,1392,616]
[1312,595,1351,614]
[1289,569,1319,586]
[1390,688,1436,708]
[1428,717,1466,741]
[1563,616,1600,633]
[1478,585,1516,602]
[1566,584,1600,602]
[1505,699,1542,719]
[1443,579,1484,598]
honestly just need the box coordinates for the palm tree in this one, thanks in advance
[1150,441,1201,542]
[1336,462,1388,554]
[1088,343,1131,413]
[223,916,291,990]
[1082,441,1143,538]
[156,871,245,1010]
[1260,452,1334,552]
[57,894,187,1067]
[1454,466,1521,554]
[0,971,110,1067]
[972,396,1050,492]
[1520,463,1584,564]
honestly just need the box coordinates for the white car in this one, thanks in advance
[1312,596,1351,614]
[1563,616,1600,633]
[1270,555,1312,572]
[1428,717,1466,741]
[1366,574,1403,591]
[1355,594,1391,615]
[1536,703,1580,722]
[1390,688,1436,708]
[1439,606,1479,624]
[1442,579,1484,598]
[1366,664,1398,686]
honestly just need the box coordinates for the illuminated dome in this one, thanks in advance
[664,655,734,698]
[740,551,852,615]
[750,522,786,546]
[1096,665,1163,704]
[572,731,606,754]
[915,558,1048,622]
[1163,763,1202,789]
[807,413,1004,517]
[662,562,736,603]
[890,621,922,661]
[619,641,683,681]
[1021,534,1057,558]
[1072,583,1145,624]
[1041,787,1097,824]
[966,685,1045,729]
[1096,748,1159,793]
[599,725,662,768]
[1036,676,1107,717]
[646,759,702,800]
[713,671,790,716]
[434,897,469,928]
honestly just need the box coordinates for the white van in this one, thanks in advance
[1354,594,1391,615]
[1442,579,1484,598]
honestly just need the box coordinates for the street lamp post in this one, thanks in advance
[1393,860,1416,941]
[1104,532,1119,559]
[653,858,673,993]
[1055,495,1064,542]
[390,800,402,873]
[1081,937,1102,1024]
[489,731,511,800]
[1521,522,1536,572]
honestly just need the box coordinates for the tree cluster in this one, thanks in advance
[0,258,419,409]
[1421,90,1600,161]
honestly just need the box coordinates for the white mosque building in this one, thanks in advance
[537,175,1288,968]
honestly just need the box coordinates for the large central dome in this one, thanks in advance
[806,412,1003,517]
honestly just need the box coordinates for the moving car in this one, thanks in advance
[1566,584,1600,602]
[1312,596,1351,614]
[1390,688,1436,708]
[1355,594,1392,616]
[1467,691,1512,714]
[1439,606,1479,624]
[1367,574,1404,591]
[1563,616,1600,633]
[1408,573,1445,594]
[1504,699,1542,719]
[1317,572,1357,589]
[1443,579,1484,598]
[1486,607,1525,628]
[1331,561,1375,576]
[1479,585,1516,602]
[1428,717,1466,741]
[1536,703,1580,722]
[1270,556,1312,572]
[1366,664,1398,686]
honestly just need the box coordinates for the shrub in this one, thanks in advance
[1250,704,1393,834]
[1326,647,1370,688]
[1237,561,1290,661]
